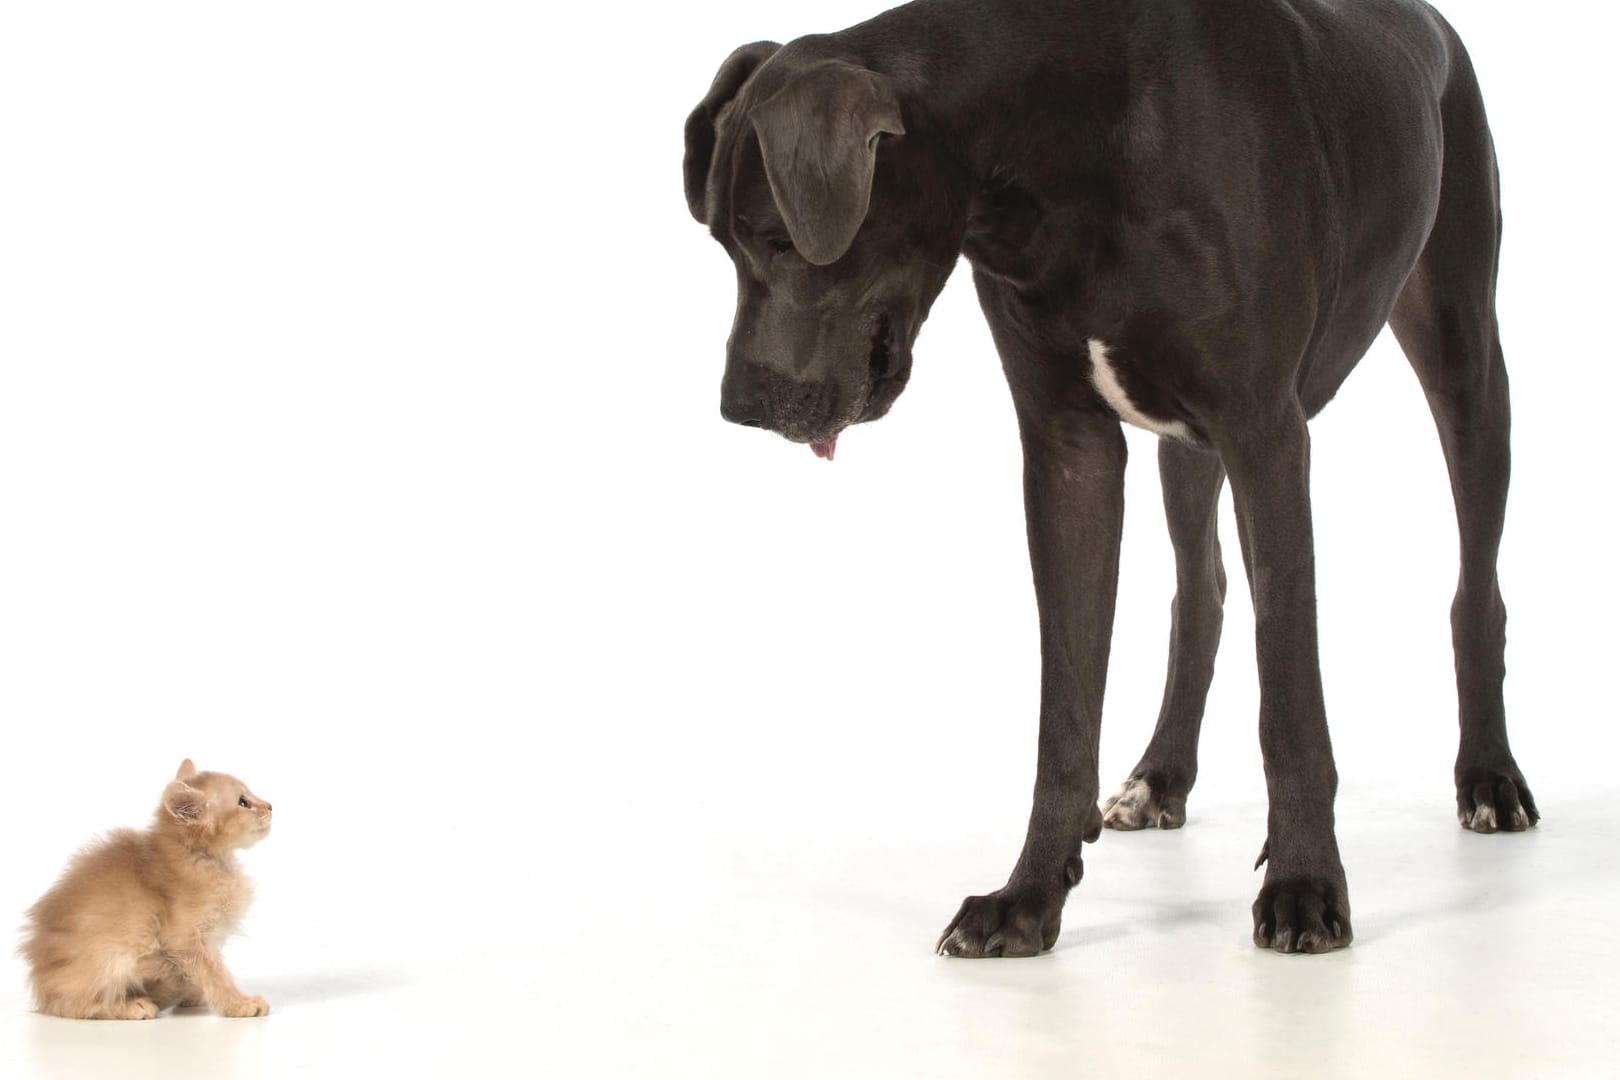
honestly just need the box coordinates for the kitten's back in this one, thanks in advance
[28,829,156,924]
[21,829,172,1018]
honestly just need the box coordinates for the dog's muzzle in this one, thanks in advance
[719,313,909,458]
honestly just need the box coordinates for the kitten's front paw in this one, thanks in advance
[220,995,270,1018]
[120,997,160,1020]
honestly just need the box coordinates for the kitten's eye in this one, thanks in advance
[238,796,250,809]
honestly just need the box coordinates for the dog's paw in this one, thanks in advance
[1252,875,1352,955]
[936,878,1073,958]
[1456,766,1538,833]
[1101,776,1186,830]
[220,995,270,1018]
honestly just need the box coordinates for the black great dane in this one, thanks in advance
[684,0,1536,956]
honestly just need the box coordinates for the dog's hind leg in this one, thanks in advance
[1388,43,1536,835]
[1103,440,1227,830]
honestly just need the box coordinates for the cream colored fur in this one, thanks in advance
[20,759,273,1020]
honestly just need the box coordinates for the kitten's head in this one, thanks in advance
[158,758,273,851]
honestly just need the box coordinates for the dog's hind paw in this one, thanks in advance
[1101,776,1186,830]
[1456,767,1538,833]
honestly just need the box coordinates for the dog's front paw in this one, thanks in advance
[1252,874,1352,955]
[936,878,1072,958]
[1102,775,1187,830]
[220,995,270,1018]
[1456,765,1538,833]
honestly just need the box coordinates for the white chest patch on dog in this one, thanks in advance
[1087,339,1194,441]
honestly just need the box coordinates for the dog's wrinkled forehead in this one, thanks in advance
[710,131,769,242]
[688,40,906,268]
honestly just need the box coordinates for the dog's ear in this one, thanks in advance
[684,41,782,225]
[750,61,905,266]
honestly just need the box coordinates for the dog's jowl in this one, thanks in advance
[685,0,1535,956]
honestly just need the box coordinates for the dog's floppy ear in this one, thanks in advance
[684,41,782,225]
[750,60,905,266]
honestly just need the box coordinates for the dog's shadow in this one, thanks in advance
[1345,794,1619,946]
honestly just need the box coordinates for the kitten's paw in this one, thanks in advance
[120,997,160,1020]
[220,995,270,1018]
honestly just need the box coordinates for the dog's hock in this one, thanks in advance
[749,61,905,266]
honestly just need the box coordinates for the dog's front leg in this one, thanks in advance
[1218,413,1353,954]
[937,410,1125,958]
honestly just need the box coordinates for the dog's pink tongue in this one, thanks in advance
[811,434,838,461]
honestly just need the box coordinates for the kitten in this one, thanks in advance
[20,759,273,1019]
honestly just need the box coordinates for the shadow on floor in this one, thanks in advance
[244,969,414,1007]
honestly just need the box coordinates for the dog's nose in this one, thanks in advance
[721,400,765,427]
[720,365,768,428]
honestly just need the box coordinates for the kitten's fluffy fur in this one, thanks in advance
[20,759,273,1019]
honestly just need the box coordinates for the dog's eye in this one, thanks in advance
[768,236,794,254]
[238,796,250,809]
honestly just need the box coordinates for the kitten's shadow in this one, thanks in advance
[244,969,414,1006]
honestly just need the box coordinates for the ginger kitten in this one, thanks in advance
[21,759,273,1019]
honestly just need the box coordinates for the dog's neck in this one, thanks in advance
[819,1,1133,288]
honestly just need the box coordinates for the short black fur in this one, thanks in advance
[685,0,1535,957]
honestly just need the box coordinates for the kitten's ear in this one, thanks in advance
[175,758,197,780]
[163,781,206,824]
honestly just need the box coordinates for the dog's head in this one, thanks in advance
[685,41,965,458]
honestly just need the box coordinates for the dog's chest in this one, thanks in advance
[1086,339,1195,442]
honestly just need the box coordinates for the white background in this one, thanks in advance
[1,2,1616,1077]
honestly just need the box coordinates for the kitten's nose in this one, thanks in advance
[264,802,273,812]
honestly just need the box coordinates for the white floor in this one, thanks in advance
[6,786,1616,1080]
